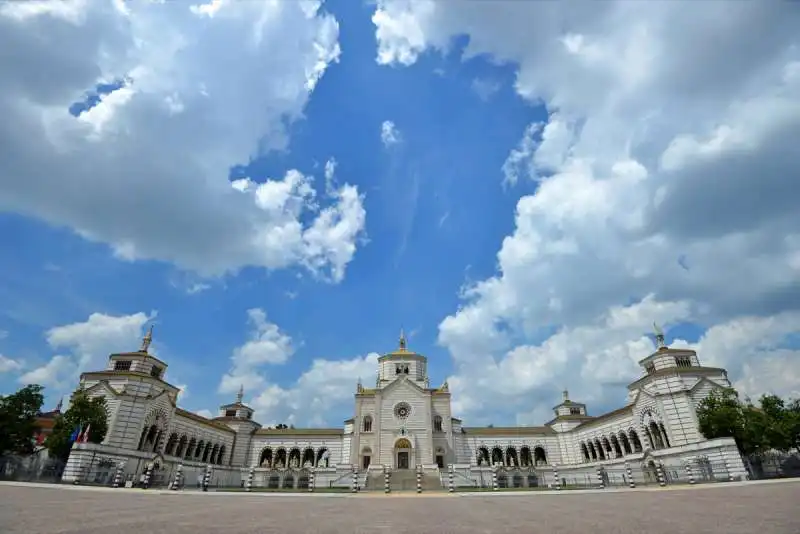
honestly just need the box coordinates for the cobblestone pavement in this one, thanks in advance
[1,480,798,534]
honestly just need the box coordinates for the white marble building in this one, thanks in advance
[62,327,747,488]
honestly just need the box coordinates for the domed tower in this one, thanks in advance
[376,329,429,387]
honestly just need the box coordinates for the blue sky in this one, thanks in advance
[0,0,798,426]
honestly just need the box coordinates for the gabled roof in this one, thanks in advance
[254,428,344,436]
[464,426,556,437]
[573,404,633,430]
[174,408,235,433]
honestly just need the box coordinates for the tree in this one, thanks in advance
[697,388,800,456]
[696,388,764,456]
[0,384,45,455]
[45,389,108,462]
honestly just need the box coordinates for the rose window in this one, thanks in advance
[394,402,411,420]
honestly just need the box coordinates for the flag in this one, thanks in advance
[80,424,91,443]
[69,425,82,443]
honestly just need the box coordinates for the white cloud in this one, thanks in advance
[0,354,23,374]
[250,352,379,427]
[19,312,153,388]
[380,120,402,147]
[0,0,366,284]
[471,78,500,102]
[218,309,295,395]
[672,312,800,401]
[373,1,800,421]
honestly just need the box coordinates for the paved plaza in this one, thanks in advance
[1,480,798,534]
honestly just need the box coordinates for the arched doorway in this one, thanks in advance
[394,438,412,469]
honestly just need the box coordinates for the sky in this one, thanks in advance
[0,0,799,428]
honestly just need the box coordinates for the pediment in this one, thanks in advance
[380,375,428,397]
[688,376,724,393]
[85,380,121,397]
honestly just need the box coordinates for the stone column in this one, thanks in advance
[596,466,605,489]
[552,463,560,491]
[112,463,124,489]
[384,465,390,494]
[351,466,358,493]
[686,461,695,485]
[202,464,212,492]
[448,464,454,493]
[416,465,422,494]
[656,462,666,487]
[246,466,255,492]
[491,464,498,491]
[309,468,315,493]
[171,463,183,491]
[142,463,154,490]
[625,462,635,489]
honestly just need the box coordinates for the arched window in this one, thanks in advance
[362,415,373,432]
[433,415,443,432]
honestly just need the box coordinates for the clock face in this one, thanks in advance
[394,402,411,419]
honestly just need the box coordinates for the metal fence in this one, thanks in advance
[0,454,65,483]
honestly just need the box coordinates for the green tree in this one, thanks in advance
[0,384,45,455]
[696,388,768,456]
[786,398,800,451]
[46,389,108,462]
[756,394,794,452]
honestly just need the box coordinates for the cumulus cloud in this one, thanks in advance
[250,352,379,427]
[381,120,402,147]
[218,309,295,395]
[0,354,23,374]
[0,0,366,283]
[217,308,379,425]
[19,311,153,388]
[373,1,800,422]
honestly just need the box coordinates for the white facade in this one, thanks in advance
[62,328,748,487]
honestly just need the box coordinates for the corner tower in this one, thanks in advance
[78,325,181,451]
[626,323,731,448]
[213,386,261,467]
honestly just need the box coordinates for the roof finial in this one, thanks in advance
[55,397,63,413]
[140,324,154,353]
[399,327,407,351]
[653,322,666,349]
[236,384,244,404]
[562,389,569,401]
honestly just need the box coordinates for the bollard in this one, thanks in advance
[246,466,255,492]
[309,468,315,493]
[725,460,734,482]
[625,462,635,489]
[202,464,212,492]
[448,464,454,493]
[597,466,605,489]
[656,462,666,487]
[552,464,560,491]
[384,466,391,494]
[416,465,422,494]
[171,463,183,491]
[142,463,153,490]
[112,464,124,489]
[351,467,358,493]
[491,464,498,492]
[686,462,695,485]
